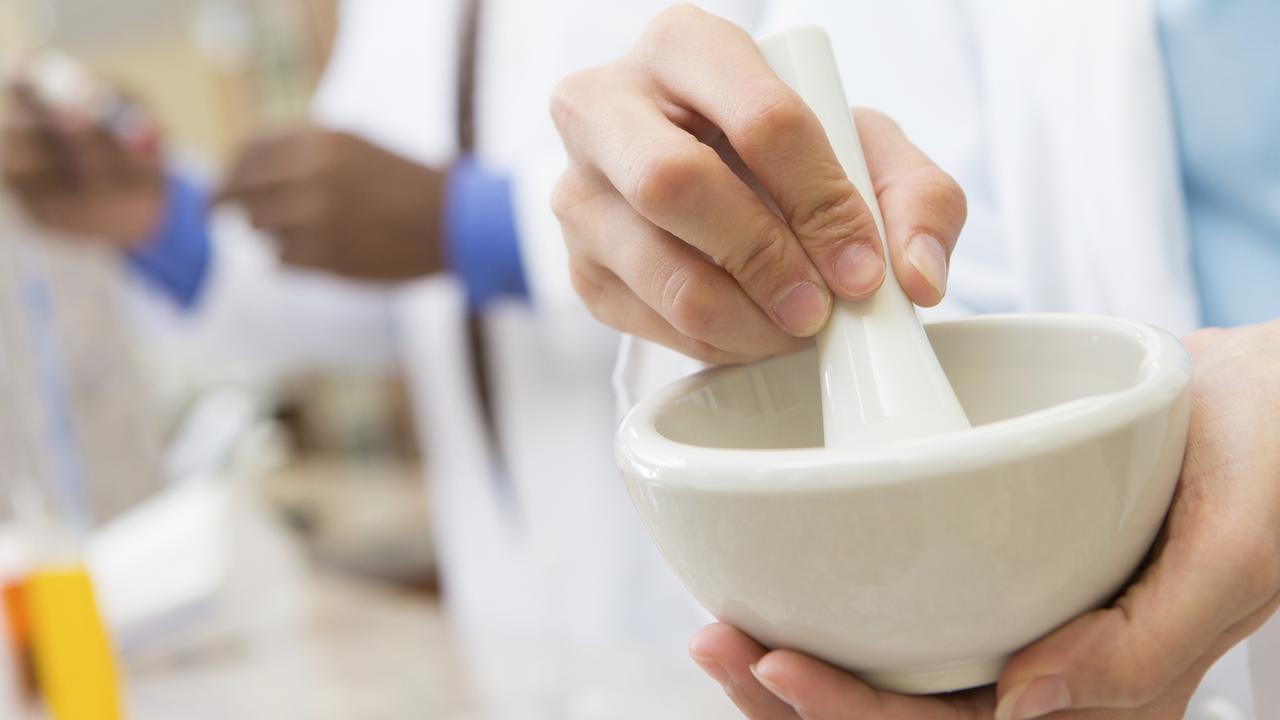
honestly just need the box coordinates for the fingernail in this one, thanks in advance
[750,662,795,706]
[834,243,884,298]
[907,234,949,297]
[691,654,732,689]
[772,281,829,336]
[995,676,1071,720]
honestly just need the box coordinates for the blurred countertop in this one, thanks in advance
[124,574,476,720]
[120,567,742,720]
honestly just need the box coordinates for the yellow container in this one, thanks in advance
[25,565,123,720]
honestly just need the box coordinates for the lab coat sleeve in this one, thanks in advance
[126,174,212,310]
[446,157,529,309]
[130,206,400,374]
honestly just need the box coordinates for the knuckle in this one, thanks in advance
[549,69,598,131]
[568,258,609,308]
[630,144,712,217]
[733,88,808,158]
[548,74,580,128]
[570,261,636,335]
[792,184,873,251]
[661,264,718,341]
[550,168,594,226]
[642,4,704,47]
[719,221,792,294]
[638,5,747,76]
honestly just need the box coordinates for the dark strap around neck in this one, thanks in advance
[455,0,514,504]
[456,0,480,153]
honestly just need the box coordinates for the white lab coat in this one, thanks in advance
[618,1,1279,717]
[144,1,761,718]
[394,3,770,716]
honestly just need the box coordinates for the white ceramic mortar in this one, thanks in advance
[616,314,1190,693]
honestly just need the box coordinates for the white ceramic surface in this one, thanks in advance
[616,314,1191,694]
[758,27,970,448]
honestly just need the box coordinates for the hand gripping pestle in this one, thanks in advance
[756,27,971,449]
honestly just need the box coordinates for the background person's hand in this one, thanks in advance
[1,81,165,245]
[217,126,446,281]
[550,4,966,365]
[689,319,1280,719]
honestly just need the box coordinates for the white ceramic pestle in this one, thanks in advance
[757,27,971,449]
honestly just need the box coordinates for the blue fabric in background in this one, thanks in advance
[127,174,212,309]
[1157,0,1280,328]
[446,155,529,310]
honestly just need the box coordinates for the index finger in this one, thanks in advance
[633,6,885,301]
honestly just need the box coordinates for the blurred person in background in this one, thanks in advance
[550,2,1280,720]
[1,1,764,717]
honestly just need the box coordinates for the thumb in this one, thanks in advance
[993,532,1273,719]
